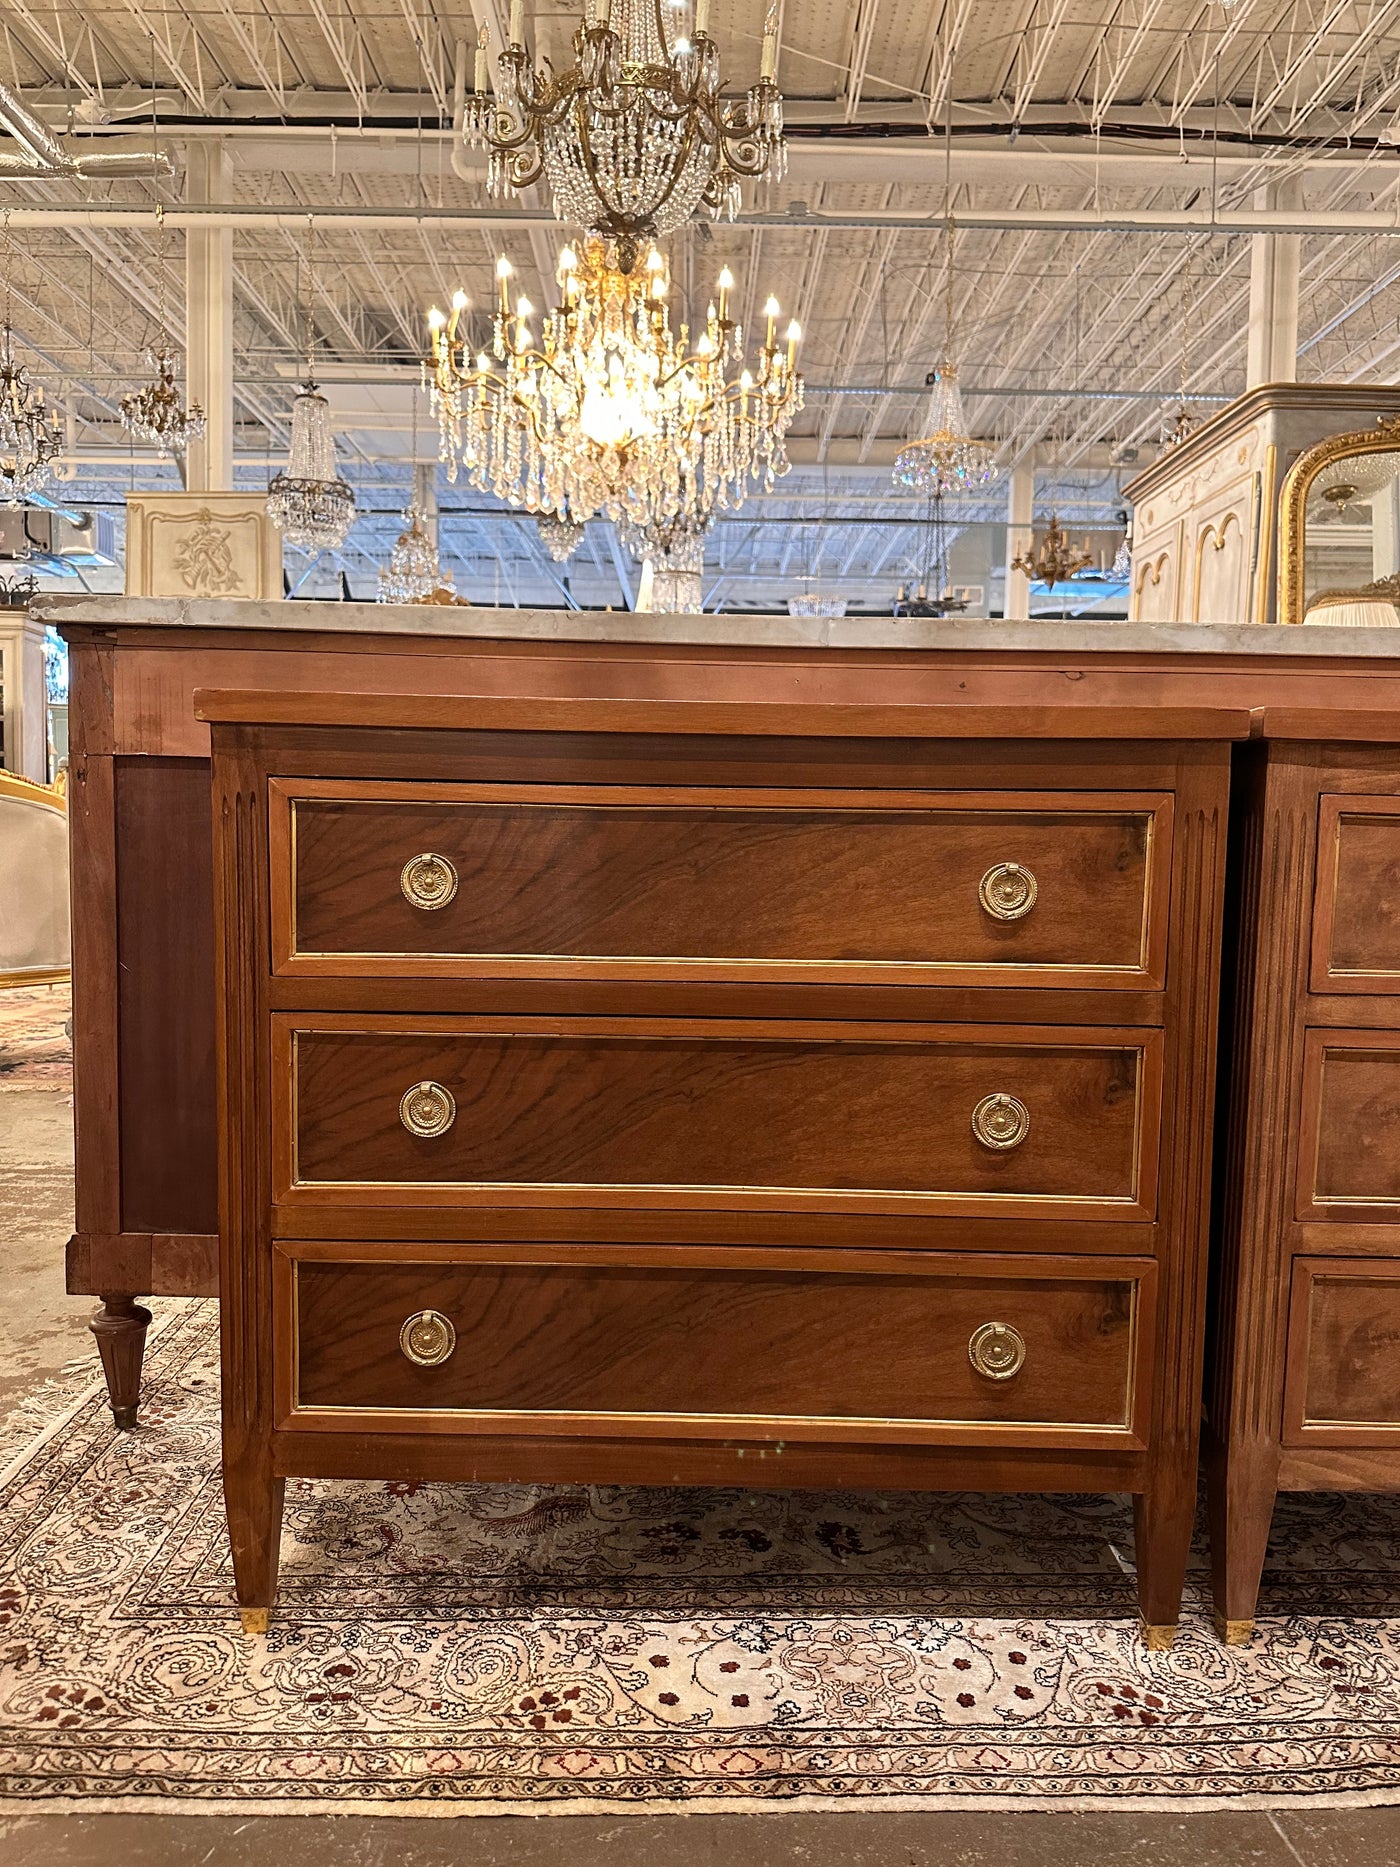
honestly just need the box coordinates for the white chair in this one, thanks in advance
[0,770,69,987]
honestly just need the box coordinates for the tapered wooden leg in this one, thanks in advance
[1205,1437,1277,1645]
[224,1445,285,1626]
[89,1294,153,1429]
[1133,1467,1197,1650]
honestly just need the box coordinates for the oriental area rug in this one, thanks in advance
[5,1302,1400,1814]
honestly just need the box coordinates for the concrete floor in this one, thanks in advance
[3,1079,1400,1862]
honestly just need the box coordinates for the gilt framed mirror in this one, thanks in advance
[1280,418,1400,625]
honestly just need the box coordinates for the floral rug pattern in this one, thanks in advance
[5,1299,1400,1812]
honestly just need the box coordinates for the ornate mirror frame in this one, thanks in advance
[1279,415,1400,624]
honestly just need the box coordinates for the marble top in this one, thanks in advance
[34,593,1400,659]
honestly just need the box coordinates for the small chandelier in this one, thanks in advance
[468,0,785,275]
[427,238,802,528]
[537,512,587,562]
[893,366,998,495]
[0,323,63,506]
[120,345,206,458]
[894,487,967,618]
[1011,513,1094,592]
[267,381,356,553]
[378,504,441,603]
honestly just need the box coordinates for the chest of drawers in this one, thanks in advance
[204,689,1243,1645]
[1208,711,1400,1642]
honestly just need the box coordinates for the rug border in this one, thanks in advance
[6,1788,1400,1817]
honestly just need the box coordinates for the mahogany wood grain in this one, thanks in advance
[1311,796,1400,993]
[195,688,1258,743]
[1297,1029,1400,1218]
[272,779,1170,990]
[115,757,218,1235]
[1285,1257,1400,1443]
[276,1015,1160,1221]
[281,1244,1150,1448]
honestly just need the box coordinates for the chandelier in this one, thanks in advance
[894,487,967,617]
[1010,513,1094,592]
[537,512,587,561]
[787,591,847,618]
[893,365,998,495]
[120,345,206,458]
[267,381,356,553]
[427,238,802,528]
[0,323,63,505]
[468,0,785,275]
[378,504,441,603]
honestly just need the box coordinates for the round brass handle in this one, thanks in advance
[399,1080,456,1138]
[971,1091,1030,1151]
[400,852,458,911]
[400,1309,457,1367]
[979,861,1038,921]
[968,1321,1026,1382]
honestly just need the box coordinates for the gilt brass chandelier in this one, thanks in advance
[427,238,802,528]
[1010,513,1093,592]
[378,505,441,603]
[467,0,785,275]
[893,226,998,496]
[267,381,356,552]
[120,345,206,458]
[0,322,62,505]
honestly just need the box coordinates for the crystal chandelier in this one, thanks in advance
[0,322,63,506]
[378,504,441,603]
[267,381,356,552]
[1010,513,1094,592]
[893,365,998,495]
[787,591,847,618]
[120,345,206,458]
[427,238,802,528]
[537,512,586,561]
[468,0,785,275]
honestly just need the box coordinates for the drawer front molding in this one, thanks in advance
[1311,795,1400,993]
[274,1014,1163,1221]
[274,1240,1154,1448]
[270,778,1173,990]
[1297,1029,1400,1220]
[1285,1257,1400,1444]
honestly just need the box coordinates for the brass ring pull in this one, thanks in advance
[968,1320,1026,1382]
[400,852,458,911]
[979,861,1038,921]
[399,1080,456,1138]
[400,1309,457,1367]
[971,1091,1030,1151]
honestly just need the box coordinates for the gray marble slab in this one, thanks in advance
[33,593,1400,659]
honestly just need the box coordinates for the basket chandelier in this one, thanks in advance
[426,237,802,528]
[267,381,356,553]
[466,0,785,275]
[378,504,442,603]
[893,226,998,496]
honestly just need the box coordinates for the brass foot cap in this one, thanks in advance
[111,1405,138,1430]
[239,1608,270,1636]
[1142,1622,1177,1652]
[1213,1612,1254,1646]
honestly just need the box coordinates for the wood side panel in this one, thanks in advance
[281,1245,1151,1447]
[66,636,121,1242]
[1297,1029,1400,1218]
[274,778,1171,989]
[1285,1257,1400,1443]
[114,757,218,1235]
[275,1015,1162,1220]
[1311,795,1400,992]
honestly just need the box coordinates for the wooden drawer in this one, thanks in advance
[1298,1030,1400,1220]
[270,778,1173,989]
[274,1014,1161,1221]
[275,1241,1154,1448]
[1312,796,1400,992]
[1285,1257,1400,1445]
